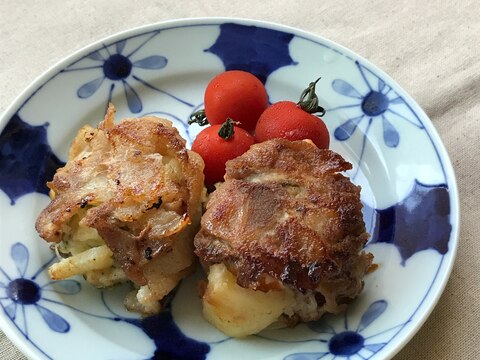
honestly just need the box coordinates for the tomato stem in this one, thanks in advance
[189,109,209,126]
[218,118,235,140]
[297,77,326,116]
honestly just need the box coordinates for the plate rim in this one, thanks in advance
[0,16,460,360]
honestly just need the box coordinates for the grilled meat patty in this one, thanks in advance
[194,139,373,336]
[36,105,205,313]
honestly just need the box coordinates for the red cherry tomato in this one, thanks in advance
[204,70,268,132]
[254,101,330,149]
[192,122,255,188]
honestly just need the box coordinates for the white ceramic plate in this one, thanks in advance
[0,18,459,360]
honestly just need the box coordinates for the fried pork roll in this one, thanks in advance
[194,139,373,337]
[36,105,205,314]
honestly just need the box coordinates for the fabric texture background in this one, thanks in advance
[0,0,478,358]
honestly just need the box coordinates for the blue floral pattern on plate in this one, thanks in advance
[0,115,64,205]
[329,61,424,179]
[63,32,193,113]
[285,300,390,359]
[0,243,78,358]
[206,23,296,83]
[0,19,459,360]
[0,242,213,360]
[367,180,451,264]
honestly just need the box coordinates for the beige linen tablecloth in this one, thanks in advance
[0,1,478,359]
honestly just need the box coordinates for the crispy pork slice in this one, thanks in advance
[194,139,373,336]
[36,105,205,314]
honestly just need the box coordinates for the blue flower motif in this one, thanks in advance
[284,300,391,360]
[0,114,64,205]
[330,61,424,146]
[62,32,193,113]
[366,180,451,264]
[0,241,211,359]
[207,23,296,84]
[0,243,81,336]
[328,61,424,178]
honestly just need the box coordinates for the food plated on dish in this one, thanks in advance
[0,18,458,360]
[195,138,374,337]
[35,72,374,338]
[35,104,205,314]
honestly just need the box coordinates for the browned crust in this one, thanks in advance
[35,105,205,285]
[194,139,371,292]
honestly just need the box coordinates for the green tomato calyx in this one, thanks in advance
[297,77,326,116]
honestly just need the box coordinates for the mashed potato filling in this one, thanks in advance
[203,264,295,337]
[50,209,127,286]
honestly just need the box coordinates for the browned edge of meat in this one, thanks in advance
[194,138,372,297]
[35,104,205,289]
